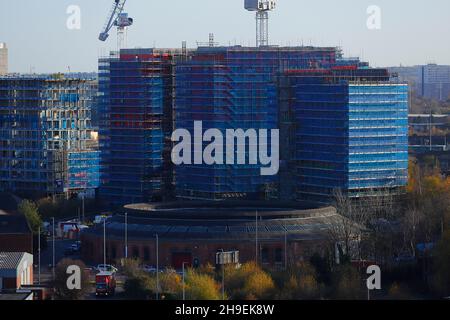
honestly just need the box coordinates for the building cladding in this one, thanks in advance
[0,76,99,197]
[99,45,408,206]
[280,68,409,204]
[174,46,337,201]
[98,49,175,206]
[0,43,7,75]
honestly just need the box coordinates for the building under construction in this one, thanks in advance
[98,49,176,206]
[174,46,337,201]
[278,67,409,205]
[0,75,99,198]
[98,45,408,206]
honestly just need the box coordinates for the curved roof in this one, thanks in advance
[84,202,343,242]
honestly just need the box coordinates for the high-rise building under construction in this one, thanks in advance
[98,49,175,206]
[0,75,100,197]
[98,45,409,206]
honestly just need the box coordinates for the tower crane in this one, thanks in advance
[99,0,134,49]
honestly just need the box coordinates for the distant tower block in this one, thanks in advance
[0,43,8,75]
[245,0,276,47]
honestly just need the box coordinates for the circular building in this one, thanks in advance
[81,201,341,269]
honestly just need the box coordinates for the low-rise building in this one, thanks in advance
[0,215,33,254]
[0,252,33,291]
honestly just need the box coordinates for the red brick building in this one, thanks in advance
[0,215,33,254]
[81,202,340,269]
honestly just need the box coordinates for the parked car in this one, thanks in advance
[95,264,118,273]
[141,265,158,273]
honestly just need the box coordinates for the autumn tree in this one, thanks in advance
[224,262,275,300]
[185,269,221,300]
[331,264,364,300]
[276,262,322,299]
[18,199,42,234]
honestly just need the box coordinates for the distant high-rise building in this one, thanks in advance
[419,64,450,101]
[388,64,450,101]
[0,75,100,198]
[0,43,7,75]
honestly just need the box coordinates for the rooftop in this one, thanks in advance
[0,252,29,270]
[0,215,31,234]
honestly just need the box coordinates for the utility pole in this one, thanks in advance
[284,225,288,270]
[124,212,128,259]
[255,210,258,265]
[82,195,85,223]
[52,217,55,281]
[103,218,106,266]
[38,226,41,285]
[222,262,225,300]
[182,262,187,301]
[156,234,159,300]
[429,106,433,151]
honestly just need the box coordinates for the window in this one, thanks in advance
[143,247,150,261]
[261,248,270,264]
[275,248,283,264]
[132,246,140,259]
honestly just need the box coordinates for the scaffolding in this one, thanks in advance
[279,68,409,205]
[0,76,100,197]
[98,49,176,206]
[174,46,337,201]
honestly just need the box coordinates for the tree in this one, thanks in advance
[243,270,275,300]
[158,270,183,299]
[121,258,142,277]
[387,282,414,300]
[185,269,221,300]
[123,273,154,300]
[18,200,42,234]
[332,264,364,300]
[224,262,275,300]
[54,259,90,300]
[328,189,368,263]
[432,230,450,296]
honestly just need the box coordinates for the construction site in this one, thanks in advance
[0,76,100,198]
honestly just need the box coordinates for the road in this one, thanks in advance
[34,238,127,299]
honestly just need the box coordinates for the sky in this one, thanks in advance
[1,0,450,73]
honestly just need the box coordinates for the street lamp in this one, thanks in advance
[182,262,188,301]
[38,226,41,285]
[52,217,55,281]
[155,233,159,300]
[103,218,106,266]
[124,212,128,259]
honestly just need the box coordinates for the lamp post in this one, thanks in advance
[124,212,128,259]
[38,226,41,285]
[52,217,55,281]
[103,218,106,266]
[182,262,188,301]
[255,210,258,265]
[156,234,159,300]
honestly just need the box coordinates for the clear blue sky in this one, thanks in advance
[1,0,450,73]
